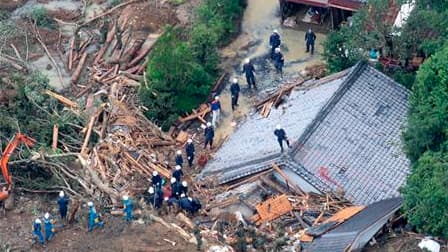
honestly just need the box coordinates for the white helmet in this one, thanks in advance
[273,29,278,34]
[180,193,186,198]
[164,197,169,201]
[148,187,154,194]
[232,78,238,84]
[188,197,193,201]
[182,181,187,187]
[245,58,250,64]
[276,124,281,130]
[87,201,94,207]
[59,191,65,197]
[214,96,219,100]
[176,150,182,155]
[44,213,50,219]
[35,218,42,224]
[187,139,193,144]
[275,47,281,53]
[171,177,177,183]
[123,195,129,201]
[152,171,158,176]
[206,122,212,127]
[175,165,181,171]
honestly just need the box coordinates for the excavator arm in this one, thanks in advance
[0,133,36,201]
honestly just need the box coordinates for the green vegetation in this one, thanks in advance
[323,0,448,238]
[28,7,54,28]
[140,0,246,129]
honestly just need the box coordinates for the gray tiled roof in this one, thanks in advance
[293,63,410,204]
[305,197,402,252]
[202,72,348,177]
[201,62,410,206]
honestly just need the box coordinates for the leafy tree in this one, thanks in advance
[402,44,448,238]
[401,150,448,237]
[140,27,213,129]
[403,45,448,162]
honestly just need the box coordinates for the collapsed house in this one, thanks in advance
[201,62,410,250]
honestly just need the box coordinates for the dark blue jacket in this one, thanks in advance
[172,170,184,181]
[230,83,240,96]
[57,196,69,210]
[146,190,163,208]
[211,100,221,111]
[151,174,162,187]
[180,185,188,195]
[305,31,316,44]
[191,198,202,213]
[274,52,284,65]
[175,155,183,166]
[243,63,255,77]
[204,127,214,140]
[270,33,281,48]
[179,198,194,214]
[274,129,287,141]
[171,182,181,198]
[33,222,42,233]
[186,143,195,156]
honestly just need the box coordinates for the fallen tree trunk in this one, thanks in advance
[71,51,88,84]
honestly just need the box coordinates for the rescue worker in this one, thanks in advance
[175,150,183,167]
[99,19,109,44]
[170,177,181,198]
[43,212,55,242]
[87,201,104,232]
[179,194,194,214]
[305,28,317,54]
[230,78,240,111]
[165,196,178,213]
[211,96,221,128]
[189,197,202,214]
[151,171,162,190]
[274,124,290,152]
[204,122,215,150]
[273,48,284,77]
[32,218,44,245]
[146,186,163,208]
[269,30,281,59]
[172,165,184,181]
[122,195,133,222]
[180,181,188,195]
[115,20,123,50]
[242,58,256,89]
[57,190,69,220]
[185,139,195,167]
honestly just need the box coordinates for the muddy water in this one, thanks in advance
[213,0,326,144]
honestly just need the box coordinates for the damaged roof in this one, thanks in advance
[202,62,410,205]
[304,197,403,252]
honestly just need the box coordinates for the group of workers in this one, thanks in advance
[145,140,202,215]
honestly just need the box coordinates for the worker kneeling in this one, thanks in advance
[179,194,202,215]
[146,186,163,209]
[32,218,45,245]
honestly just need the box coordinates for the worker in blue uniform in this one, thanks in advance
[242,58,256,89]
[274,124,290,152]
[172,165,183,181]
[230,78,241,111]
[269,30,281,60]
[204,122,215,149]
[57,191,69,221]
[273,48,284,78]
[122,195,133,222]
[87,201,104,232]
[175,150,183,167]
[43,212,55,242]
[151,171,162,190]
[185,139,195,167]
[32,218,44,245]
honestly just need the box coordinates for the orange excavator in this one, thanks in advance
[0,133,36,208]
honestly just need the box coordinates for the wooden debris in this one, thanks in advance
[179,104,210,124]
[45,90,79,108]
[176,130,189,144]
[52,125,58,151]
[71,51,88,84]
[254,194,293,224]
[323,206,365,224]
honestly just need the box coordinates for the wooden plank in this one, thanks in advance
[255,194,293,222]
[272,163,306,197]
[323,206,365,224]
[45,90,79,108]
[52,124,58,150]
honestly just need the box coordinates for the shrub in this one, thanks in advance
[29,7,54,28]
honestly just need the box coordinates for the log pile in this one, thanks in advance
[255,78,305,118]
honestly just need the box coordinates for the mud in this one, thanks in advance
[214,0,326,143]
